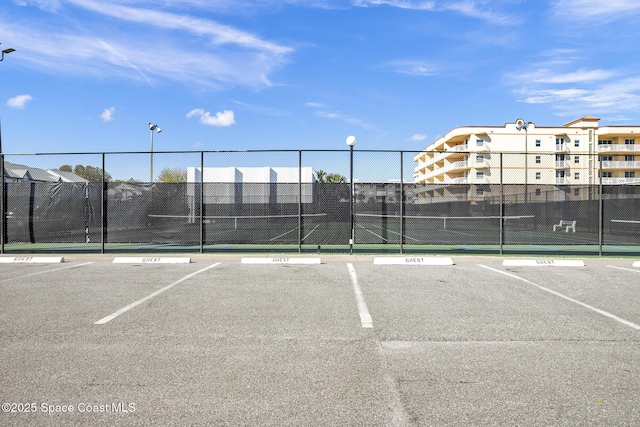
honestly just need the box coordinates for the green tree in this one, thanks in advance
[325,173,346,183]
[315,169,346,183]
[158,167,187,183]
[60,164,112,182]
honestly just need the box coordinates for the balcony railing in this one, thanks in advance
[555,177,569,185]
[598,144,639,153]
[554,161,569,168]
[601,177,640,185]
[600,161,640,169]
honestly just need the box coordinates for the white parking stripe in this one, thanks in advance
[95,262,221,325]
[347,263,373,328]
[0,262,93,283]
[479,264,640,331]
[607,265,640,273]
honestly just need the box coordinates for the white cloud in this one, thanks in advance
[353,0,436,11]
[6,94,33,109]
[411,133,427,141]
[100,106,115,122]
[304,102,327,108]
[187,108,236,127]
[507,68,617,86]
[387,60,437,76]
[552,0,640,21]
[14,0,62,11]
[305,102,379,131]
[506,50,640,118]
[3,0,292,89]
[353,0,515,24]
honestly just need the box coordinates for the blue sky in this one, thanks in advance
[2,0,640,180]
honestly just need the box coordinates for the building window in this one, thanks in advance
[574,139,580,147]
[599,139,612,145]
[574,188,580,196]
[625,171,636,178]
[600,172,612,178]
[476,139,484,147]
[574,172,580,180]
[574,156,580,163]
[535,156,541,164]
[535,172,541,180]
[535,188,541,196]
[535,139,541,147]
[476,155,484,163]
[625,155,636,161]
[477,187,484,196]
[476,171,484,180]
[625,138,635,145]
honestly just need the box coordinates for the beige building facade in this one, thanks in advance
[413,117,640,202]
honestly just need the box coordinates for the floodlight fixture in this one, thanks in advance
[0,46,15,62]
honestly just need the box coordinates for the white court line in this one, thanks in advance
[347,263,373,328]
[95,262,221,325]
[479,264,640,331]
[607,265,640,273]
[0,262,93,283]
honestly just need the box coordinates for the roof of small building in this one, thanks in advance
[3,162,87,182]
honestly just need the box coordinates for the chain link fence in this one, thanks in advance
[1,150,639,255]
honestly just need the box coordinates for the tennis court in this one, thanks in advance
[1,254,639,426]
[4,211,640,257]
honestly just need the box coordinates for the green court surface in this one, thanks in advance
[2,241,640,256]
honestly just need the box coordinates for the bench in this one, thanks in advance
[553,220,576,233]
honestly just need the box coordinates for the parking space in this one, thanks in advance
[1,255,639,426]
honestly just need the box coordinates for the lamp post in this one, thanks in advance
[0,44,15,154]
[516,119,531,204]
[1,44,14,251]
[346,135,357,254]
[148,122,162,183]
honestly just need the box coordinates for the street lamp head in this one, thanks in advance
[156,127,162,133]
[148,122,162,133]
[346,135,357,147]
[0,46,15,61]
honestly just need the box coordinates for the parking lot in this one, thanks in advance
[1,254,639,426]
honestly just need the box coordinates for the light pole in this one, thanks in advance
[516,119,531,203]
[1,44,14,251]
[0,44,15,154]
[346,135,357,254]
[148,122,162,183]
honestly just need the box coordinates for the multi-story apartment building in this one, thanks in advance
[413,116,640,202]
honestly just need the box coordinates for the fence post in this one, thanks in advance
[598,154,603,256]
[499,153,504,255]
[298,150,302,253]
[0,152,4,253]
[400,151,404,254]
[200,151,204,254]
[101,153,106,254]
